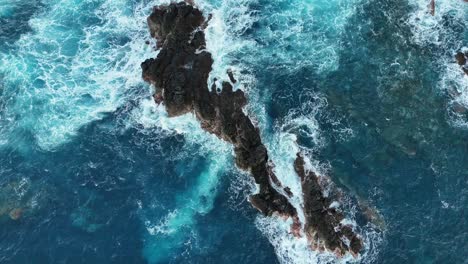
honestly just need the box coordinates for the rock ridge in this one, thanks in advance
[141,1,362,256]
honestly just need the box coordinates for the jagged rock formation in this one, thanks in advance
[455,50,468,75]
[141,1,362,256]
[141,1,296,219]
[294,154,362,256]
[429,0,435,16]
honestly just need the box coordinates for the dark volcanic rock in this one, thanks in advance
[141,1,362,257]
[456,52,467,66]
[141,2,296,218]
[227,69,237,84]
[455,51,468,75]
[294,153,362,256]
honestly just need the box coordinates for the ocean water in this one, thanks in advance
[0,0,467,263]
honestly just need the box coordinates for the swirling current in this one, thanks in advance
[0,0,466,263]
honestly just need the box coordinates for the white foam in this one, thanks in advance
[440,50,468,128]
[261,92,327,230]
[259,95,383,263]
[244,0,359,73]
[0,0,161,150]
[186,0,386,262]
[406,0,468,128]
[406,0,466,47]
[197,0,257,90]
[256,215,355,264]
[130,96,232,263]
[130,97,231,151]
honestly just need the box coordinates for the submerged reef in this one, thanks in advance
[141,1,362,256]
[0,178,54,222]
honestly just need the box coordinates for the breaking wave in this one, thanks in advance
[0,0,157,150]
[407,0,467,128]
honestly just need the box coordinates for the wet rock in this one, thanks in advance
[455,51,466,66]
[141,1,362,257]
[142,1,297,220]
[290,215,302,238]
[294,153,363,256]
[359,199,386,230]
[227,69,237,84]
[284,187,293,197]
[429,0,435,16]
[455,51,468,75]
[0,178,54,222]
[451,102,468,114]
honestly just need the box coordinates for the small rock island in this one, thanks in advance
[141,1,362,257]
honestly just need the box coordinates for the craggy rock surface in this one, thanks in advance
[455,50,468,75]
[294,154,362,255]
[141,2,296,218]
[141,1,362,256]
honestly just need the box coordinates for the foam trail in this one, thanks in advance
[0,0,157,150]
[142,154,228,263]
[131,99,231,263]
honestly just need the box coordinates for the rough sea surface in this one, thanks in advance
[0,0,467,263]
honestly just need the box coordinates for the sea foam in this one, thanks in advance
[0,0,157,151]
[131,96,232,263]
[407,0,467,128]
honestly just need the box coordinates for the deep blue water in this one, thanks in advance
[0,0,467,263]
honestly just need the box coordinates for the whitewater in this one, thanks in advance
[0,0,466,264]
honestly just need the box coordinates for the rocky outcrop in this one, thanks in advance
[294,154,362,256]
[141,1,362,257]
[141,2,296,218]
[429,0,435,16]
[455,51,468,75]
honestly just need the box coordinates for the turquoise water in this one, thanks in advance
[0,0,467,263]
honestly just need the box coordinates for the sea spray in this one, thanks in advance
[0,0,158,151]
[406,0,466,47]
[406,0,468,128]
[200,0,257,89]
